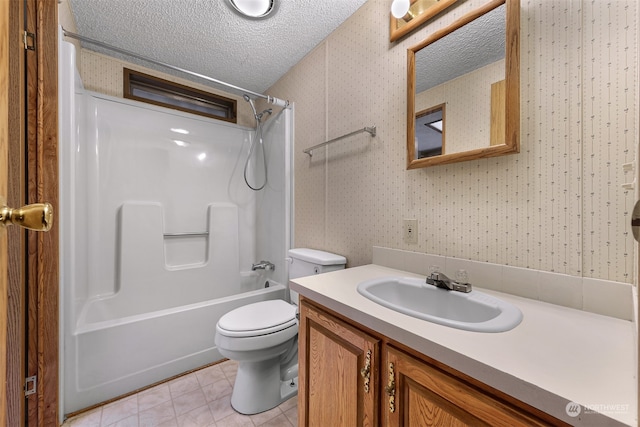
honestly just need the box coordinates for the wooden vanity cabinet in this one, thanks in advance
[299,298,566,427]
[383,346,552,426]
[299,299,379,426]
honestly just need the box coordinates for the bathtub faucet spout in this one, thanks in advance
[251,261,275,271]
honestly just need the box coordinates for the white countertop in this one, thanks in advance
[290,264,637,427]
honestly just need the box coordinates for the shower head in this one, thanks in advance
[244,95,259,121]
[256,108,272,120]
[243,95,273,122]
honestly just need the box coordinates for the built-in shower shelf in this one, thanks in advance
[164,231,209,237]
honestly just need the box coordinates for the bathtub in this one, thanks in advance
[65,278,285,413]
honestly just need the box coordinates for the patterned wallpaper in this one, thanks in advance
[416,59,505,153]
[78,50,256,128]
[70,0,638,285]
[268,0,639,284]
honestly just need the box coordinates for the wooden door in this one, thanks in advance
[2,0,59,426]
[2,1,30,424]
[299,299,379,427]
[383,346,549,427]
[1,1,10,425]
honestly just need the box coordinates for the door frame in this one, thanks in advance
[26,0,59,425]
[3,0,59,425]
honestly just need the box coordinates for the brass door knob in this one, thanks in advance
[0,202,53,232]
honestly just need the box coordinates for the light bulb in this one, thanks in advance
[229,0,274,18]
[391,0,410,19]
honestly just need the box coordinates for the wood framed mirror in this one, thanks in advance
[407,0,519,169]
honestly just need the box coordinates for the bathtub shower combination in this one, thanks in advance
[58,39,293,415]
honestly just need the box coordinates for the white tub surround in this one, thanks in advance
[58,37,294,415]
[290,265,636,427]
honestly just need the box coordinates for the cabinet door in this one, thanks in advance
[383,346,550,427]
[299,300,379,427]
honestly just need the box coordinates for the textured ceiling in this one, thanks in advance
[68,0,369,95]
[415,4,506,93]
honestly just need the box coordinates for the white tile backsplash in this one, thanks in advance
[402,251,446,277]
[502,265,541,301]
[372,246,634,321]
[403,250,430,276]
[371,246,386,266]
[538,271,583,310]
[583,278,634,321]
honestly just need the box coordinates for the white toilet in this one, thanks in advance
[214,248,347,415]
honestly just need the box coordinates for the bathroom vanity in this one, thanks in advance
[290,265,636,426]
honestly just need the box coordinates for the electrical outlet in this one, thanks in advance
[403,219,418,244]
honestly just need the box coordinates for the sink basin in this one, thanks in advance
[357,277,523,332]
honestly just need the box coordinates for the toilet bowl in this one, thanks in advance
[214,248,346,415]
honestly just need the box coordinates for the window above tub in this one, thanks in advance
[123,68,237,123]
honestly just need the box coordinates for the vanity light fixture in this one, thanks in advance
[391,0,413,20]
[227,0,276,19]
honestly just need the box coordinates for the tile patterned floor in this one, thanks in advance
[62,360,298,427]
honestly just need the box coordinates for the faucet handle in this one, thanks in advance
[251,261,275,271]
[455,269,469,283]
[451,282,472,293]
[260,260,275,271]
[453,269,472,292]
[428,265,441,275]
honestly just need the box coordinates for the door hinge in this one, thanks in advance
[24,376,37,396]
[23,31,36,51]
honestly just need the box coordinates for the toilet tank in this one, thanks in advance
[288,248,346,304]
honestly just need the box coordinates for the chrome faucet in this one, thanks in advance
[426,271,472,293]
[251,260,275,271]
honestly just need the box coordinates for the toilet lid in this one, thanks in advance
[218,300,297,334]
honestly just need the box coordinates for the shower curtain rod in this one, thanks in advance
[62,28,290,108]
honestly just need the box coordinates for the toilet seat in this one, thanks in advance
[217,300,297,338]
